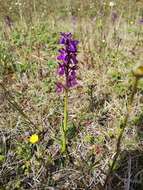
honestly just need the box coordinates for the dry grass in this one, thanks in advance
[0,0,143,189]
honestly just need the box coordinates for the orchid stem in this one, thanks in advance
[62,89,68,153]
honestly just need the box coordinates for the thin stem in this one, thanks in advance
[64,89,68,132]
[61,88,68,153]
[103,77,139,189]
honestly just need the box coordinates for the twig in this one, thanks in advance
[125,155,131,190]
[103,77,139,189]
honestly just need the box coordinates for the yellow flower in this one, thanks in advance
[132,66,143,78]
[29,134,39,144]
[130,21,134,25]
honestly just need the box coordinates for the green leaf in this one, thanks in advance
[0,155,5,162]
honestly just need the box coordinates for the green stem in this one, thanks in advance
[103,77,139,189]
[61,89,68,153]
[64,89,68,132]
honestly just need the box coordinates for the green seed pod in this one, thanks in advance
[132,66,143,78]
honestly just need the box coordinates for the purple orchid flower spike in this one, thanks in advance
[56,32,79,92]
[139,18,143,24]
[111,11,118,23]
[56,82,64,93]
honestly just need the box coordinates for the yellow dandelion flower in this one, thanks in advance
[29,134,39,144]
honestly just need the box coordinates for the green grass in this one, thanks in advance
[0,0,143,189]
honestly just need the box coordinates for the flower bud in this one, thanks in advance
[132,66,143,78]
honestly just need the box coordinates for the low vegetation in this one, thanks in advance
[0,0,143,189]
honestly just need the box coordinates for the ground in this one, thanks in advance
[0,0,143,189]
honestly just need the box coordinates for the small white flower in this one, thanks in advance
[109,1,115,7]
